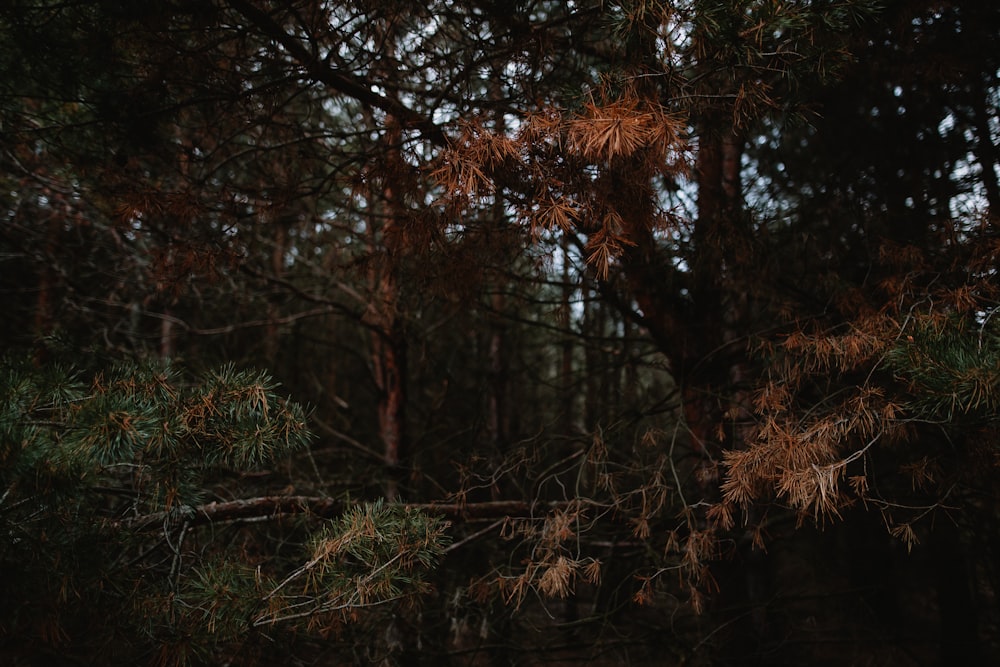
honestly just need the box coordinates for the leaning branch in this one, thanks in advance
[119,496,590,532]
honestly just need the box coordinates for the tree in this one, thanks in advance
[0,351,451,664]
[2,0,1000,665]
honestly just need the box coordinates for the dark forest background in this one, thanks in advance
[1,1,999,665]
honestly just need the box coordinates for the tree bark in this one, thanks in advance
[366,218,407,501]
[366,26,409,501]
[971,80,1000,218]
[486,289,508,452]
[264,219,288,364]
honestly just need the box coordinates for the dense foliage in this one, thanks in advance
[1,0,998,665]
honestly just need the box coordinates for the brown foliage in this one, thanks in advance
[433,85,688,280]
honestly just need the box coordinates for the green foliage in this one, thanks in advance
[2,0,1000,664]
[888,313,1000,422]
[0,356,452,665]
[1,357,312,511]
[257,500,451,628]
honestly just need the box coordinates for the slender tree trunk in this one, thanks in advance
[692,100,774,645]
[972,80,1000,218]
[486,289,507,452]
[160,308,175,359]
[584,290,601,431]
[484,83,512,458]
[485,113,510,455]
[559,236,577,434]
[621,318,637,412]
[34,213,59,345]
[367,195,407,501]
[265,220,288,364]
[366,22,409,501]
[370,317,406,478]
[685,115,747,456]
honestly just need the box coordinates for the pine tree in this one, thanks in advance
[0,352,449,664]
[3,0,1000,664]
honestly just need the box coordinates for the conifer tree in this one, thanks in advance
[0,353,449,664]
[2,0,1000,664]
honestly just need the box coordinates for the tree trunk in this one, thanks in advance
[160,308,175,359]
[971,80,1000,218]
[367,208,407,502]
[371,317,406,497]
[265,220,288,364]
[486,289,507,453]
[33,214,58,346]
[560,236,577,434]
[931,518,981,665]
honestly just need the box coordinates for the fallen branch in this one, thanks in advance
[119,496,592,532]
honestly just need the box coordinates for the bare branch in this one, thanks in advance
[119,496,596,532]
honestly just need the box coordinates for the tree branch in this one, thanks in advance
[225,0,447,145]
[120,496,591,532]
